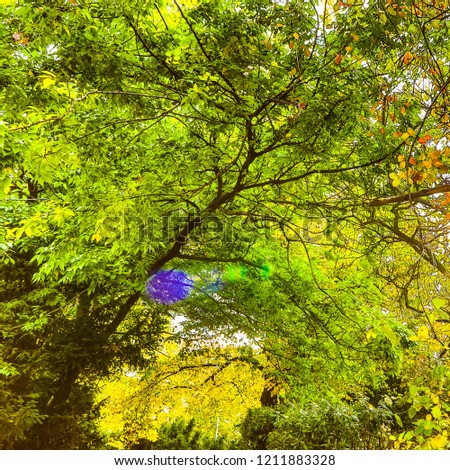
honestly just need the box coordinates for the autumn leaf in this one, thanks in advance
[418,134,433,144]
[429,149,441,160]
[430,434,447,449]
[417,325,429,340]
[335,54,342,64]
[403,51,413,65]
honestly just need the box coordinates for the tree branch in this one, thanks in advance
[369,184,450,207]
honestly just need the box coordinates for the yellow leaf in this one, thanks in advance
[401,132,410,141]
[423,160,432,169]
[417,325,429,340]
[6,228,17,238]
[351,33,360,42]
[42,77,56,88]
[430,434,447,449]
[293,32,299,40]
[366,330,376,340]
[92,233,102,242]
[387,6,397,15]
[392,178,400,187]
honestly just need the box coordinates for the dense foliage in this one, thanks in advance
[1,0,450,449]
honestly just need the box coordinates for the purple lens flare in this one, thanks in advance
[145,270,194,305]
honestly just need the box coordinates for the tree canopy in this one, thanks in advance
[1,0,450,450]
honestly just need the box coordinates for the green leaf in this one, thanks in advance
[432,298,446,309]
[431,406,442,420]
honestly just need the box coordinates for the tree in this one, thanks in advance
[98,341,264,449]
[1,0,450,448]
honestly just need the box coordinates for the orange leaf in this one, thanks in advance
[418,134,432,144]
[335,54,342,64]
[403,51,413,65]
[429,150,441,159]
[409,157,416,165]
